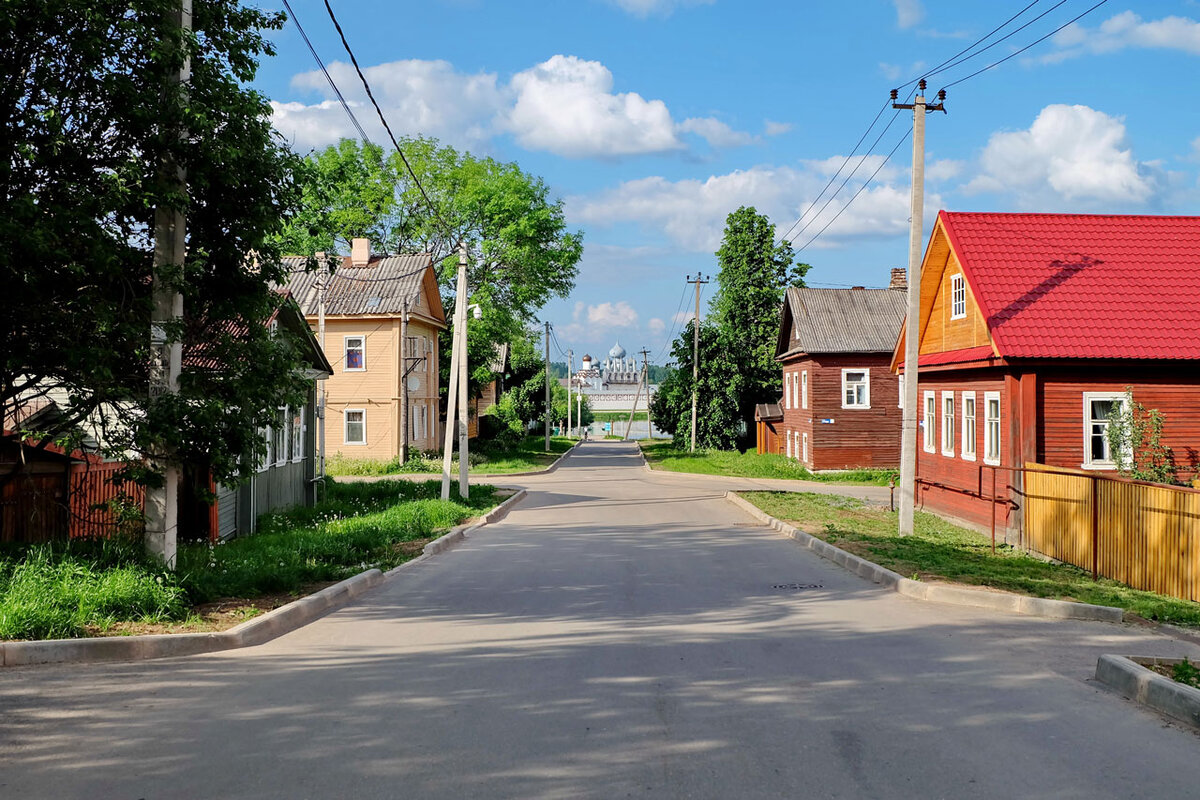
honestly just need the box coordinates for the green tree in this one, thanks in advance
[1,0,313,487]
[1107,390,1177,484]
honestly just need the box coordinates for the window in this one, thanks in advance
[961,392,977,461]
[801,370,808,409]
[260,426,272,471]
[923,391,936,453]
[802,432,809,463]
[898,374,904,408]
[291,406,304,461]
[786,430,793,459]
[412,403,428,440]
[273,408,287,465]
[1083,392,1129,468]
[784,374,792,410]
[842,369,870,409]
[942,391,955,456]
[344,336,365,371]
[344,408,366,445]
[792,371,800,409]
[950,274,966,320]
[984,392,1001,465]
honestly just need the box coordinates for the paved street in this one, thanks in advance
[2,440,1199,799]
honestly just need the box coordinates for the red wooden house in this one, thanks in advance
[893,211,1200,537]
[764,277,907,469]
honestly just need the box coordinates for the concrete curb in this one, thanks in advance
[1,488,533,669]
[1096,655,1200,729]
[724,491,1125,624]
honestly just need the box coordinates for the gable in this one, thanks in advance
[917,227,994,357]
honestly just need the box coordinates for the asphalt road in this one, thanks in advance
[3,441,1199,799]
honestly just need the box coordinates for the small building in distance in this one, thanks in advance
[573,342,655,411]
[765,273,907,469]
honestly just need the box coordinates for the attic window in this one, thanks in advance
[365,297,382,309]
[950,274,966,320]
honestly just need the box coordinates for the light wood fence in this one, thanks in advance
[1024,462,1200,602]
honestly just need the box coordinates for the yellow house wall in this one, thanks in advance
[918,227,993,356]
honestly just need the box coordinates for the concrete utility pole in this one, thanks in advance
[566,348,573,438]
[640,347,653,439]
[399,298,409,465]
[544,321,551,451]
[145,0,192,569]
[892,80,946,536]
[686,274,709,453]
[441,242,470,501]
[624,347,651,440]
[316,256,329,497]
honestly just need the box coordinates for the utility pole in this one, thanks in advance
[441,242,469,501]
[145,0,191,569]
[892,79,946,536]
[399,297,409,465]
[686,274,709,453]
[457,287,469,501]
[544,321,551,451]
[640,347,653,439]
[624,347,651,440]
[566,348,573,438]
[316,255,328,495]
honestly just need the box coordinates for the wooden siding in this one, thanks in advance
[70,463,144,539]
[918,239,992,356]
[779,352,901,470]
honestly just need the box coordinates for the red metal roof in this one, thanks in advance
[940,211,1200,360]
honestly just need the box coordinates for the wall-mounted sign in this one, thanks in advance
[820,418,835,424]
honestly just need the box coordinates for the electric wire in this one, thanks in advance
[920,0,1070,84]
[653,280,693,364]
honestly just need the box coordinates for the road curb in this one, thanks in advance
[1096,654,1200,729]
[1,488,533,669]
[723,491,1125,624]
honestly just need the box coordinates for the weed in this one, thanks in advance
[1172,658,1200,689]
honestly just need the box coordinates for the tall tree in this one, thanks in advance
[1,0,313,486]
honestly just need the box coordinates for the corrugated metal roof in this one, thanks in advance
[779,287,906,357]
[755,402,783,421]
[280,254,432,316]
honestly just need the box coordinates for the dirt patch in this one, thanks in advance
[393,538,432,557]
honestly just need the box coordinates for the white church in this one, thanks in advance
[572,342,657,411]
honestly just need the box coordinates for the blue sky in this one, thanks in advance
[257,0,1200,366]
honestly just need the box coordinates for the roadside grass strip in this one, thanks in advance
[741,491,1200,628]
[640,440,897,486]
[329,435,574,476]
[0,479,495,641]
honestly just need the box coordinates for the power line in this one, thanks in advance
[654,280,693,364]
[921,0,1070,84]
[940,0,1110,90]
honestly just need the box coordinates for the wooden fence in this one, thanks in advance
[1024,463,1200,603]
[69,462,144,539]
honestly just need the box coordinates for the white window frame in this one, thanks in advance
[291,405,305,462]
[344,335,365,372]
[273,408,288,466]
[898,374,904,409]
[792,371,800,409]
[786,430,793,459]
[841,368,871,409]
[801,370,808,410]
[950,273,966,320]
[961,392,977,462]
[260,426,271,472]
[941,391,955,457]
[784,373,792,410]
[802,431,809,463]
[923,391,936,453]
[984,391,1001,466]
[1082,392,1130,470]
[344,408,367,446]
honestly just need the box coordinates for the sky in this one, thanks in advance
[256,0,1200,367]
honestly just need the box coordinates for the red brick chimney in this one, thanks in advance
[351,237,370,267]
[890,268,907,290]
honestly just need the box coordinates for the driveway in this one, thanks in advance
[1,440,1198,799]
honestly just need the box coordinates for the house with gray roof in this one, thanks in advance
[759,270,907,470]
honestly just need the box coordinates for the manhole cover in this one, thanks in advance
[772,583,823,591]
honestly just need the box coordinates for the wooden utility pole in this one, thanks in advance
[145,0,192,569]
[441,242,469,500]
[892,80,945,536]
[686,274,709,453]
[544,321,551,451]
[399,298,409,465]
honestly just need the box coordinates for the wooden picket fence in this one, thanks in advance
[1024,462,1200,602]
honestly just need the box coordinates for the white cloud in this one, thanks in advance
[572,301,585,322]
[1043,12,1200,63]
[894,0,923,29]
[672,310,696,325]
[764,120,793,137]
[679,117,756,148]
[926,158,965,182]
[587,301,639,327]
[607,0,715,17]
[964,104,1156,205]
[274,59,504,151]
[648,318,667,335]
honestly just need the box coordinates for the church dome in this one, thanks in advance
[608,341,626,360]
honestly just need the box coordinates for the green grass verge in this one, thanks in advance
[328,435,574,476]
[639,440,897,486]
[0,479,497,641]
[741,490,1200,627]
[590,411,648,423]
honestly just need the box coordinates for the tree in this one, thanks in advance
[1,1,313,487]
[1107,390,1178,484]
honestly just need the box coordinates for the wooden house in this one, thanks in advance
[893,211,1200,537]
[284,239,447,460]
[767,278,907,469]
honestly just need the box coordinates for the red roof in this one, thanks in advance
[940,212,1200,360]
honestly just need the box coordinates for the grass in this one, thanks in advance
[591,411,648,423]
[639,440,897,486]
[741,490,1200,627]
[328,435,575,476]
[0,479,497,641]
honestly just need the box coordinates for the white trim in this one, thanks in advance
[786,430,793,459]
[344,407,367,446]
[983,391,1001,466]
[784,373,792,410]
[950,273,966,320]
[941,390,955,457]
[801,370,808,410]
[291,405,305,463]
[841,368,871,409]
[273,407,288,466]
[961,391,977,462]
[898,374,904,409]
[802,431,809,463]
[923,391,936,453]
[792,370,800,409]
[343,335,365,372]
[1082,391,1129,469]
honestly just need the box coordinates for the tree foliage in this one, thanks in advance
[1107,390,1178,485]
[1,0,312,484]
[483,328,590,444]
[651,207,809,450]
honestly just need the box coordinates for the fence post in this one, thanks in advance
[1091,475,1099,581]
